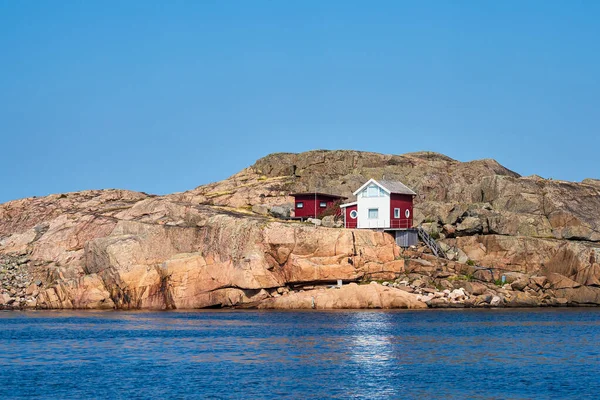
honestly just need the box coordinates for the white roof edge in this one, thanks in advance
[340,201,357,208]
[352,178,390,196]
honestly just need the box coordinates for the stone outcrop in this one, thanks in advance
[1,194,409,309]
[258,282,427,309]
[1,150,599,309]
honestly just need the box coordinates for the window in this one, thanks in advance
[394,208,400,218]
[349,210,358,219]
[296,202,304,209]
[363,184,386,198]
[320,201,327,208]
[368,208,379,219]
[405,209,410,218]
[367,184,379,197]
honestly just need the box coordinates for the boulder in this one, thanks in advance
[511,279,530,292]
[490,295,502,306]
[546,273,582,290]
[429,298,449,307]
[442,224,456,237]
[506,292,539,307]
[456,217,483,235]
[449,288,466,301]
[251,204,270,215]
[269,205,291,219]
[412,279,425,288]
[25,283,39,296]
[417,294,434,303]
[473,269,494,282]
[0,293,11,305]
[553,286,600,305]
[502,272,528,284]
[459,281,488,296]
[258,283,427,309]
[474,293,493,305]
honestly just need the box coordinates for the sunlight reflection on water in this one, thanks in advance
[1,309,599,399]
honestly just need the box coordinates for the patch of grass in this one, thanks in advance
[211,205,255,216]
[430,230,440,240]
[493,279,505,287]
[448,274,473,282]
[466,259,476,266]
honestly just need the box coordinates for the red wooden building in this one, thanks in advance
[290,192,347,219]
[342,202,358,228]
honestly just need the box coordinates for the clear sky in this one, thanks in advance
[1,1,598,203]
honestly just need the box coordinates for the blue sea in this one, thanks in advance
[1,309,599,399]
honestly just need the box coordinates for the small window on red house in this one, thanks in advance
[297,202,304,209]
[320,201,327,208]
[394,208,400,218]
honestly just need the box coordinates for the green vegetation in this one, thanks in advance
[466,259,476,266]
[448,274,474,282]
[317,199,343,219]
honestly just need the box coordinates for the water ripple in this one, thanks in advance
[0,309,599,399]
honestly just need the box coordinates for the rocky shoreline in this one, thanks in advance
[257,244,599,310]
[0,254,42,309]
[2,242,598,310]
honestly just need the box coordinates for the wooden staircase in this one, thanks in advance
[417,226,448,259]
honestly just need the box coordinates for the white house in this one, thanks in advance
[340,179,416,230]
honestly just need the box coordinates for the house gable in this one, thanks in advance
[353,179,390,196]
[351,178,415,229]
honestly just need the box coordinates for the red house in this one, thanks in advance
[341,202,358,229]
[291,192,347,220]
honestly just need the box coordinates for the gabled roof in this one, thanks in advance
[353,178,416,196]
[340,201,357,208]
[379,180,417,195]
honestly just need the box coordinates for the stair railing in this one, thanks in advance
[417,226,447,259]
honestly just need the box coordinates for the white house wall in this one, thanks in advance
[357,190,390,229]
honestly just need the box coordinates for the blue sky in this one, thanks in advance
[1,1,598,203]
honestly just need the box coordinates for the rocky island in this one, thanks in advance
[1,150,599,310]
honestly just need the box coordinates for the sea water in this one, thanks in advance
[1,309,599,399]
